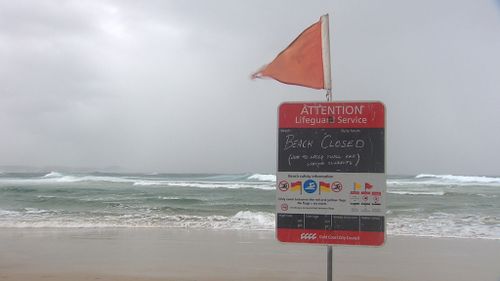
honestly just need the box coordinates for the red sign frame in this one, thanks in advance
[276,101,386,246]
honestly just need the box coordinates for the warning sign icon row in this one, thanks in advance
[350,191,382,205]
[279,179,380,195]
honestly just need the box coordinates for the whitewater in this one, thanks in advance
[0,172,498,239]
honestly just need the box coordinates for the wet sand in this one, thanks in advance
[0,228,499,281]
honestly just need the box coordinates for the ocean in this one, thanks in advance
[0,172,498,239]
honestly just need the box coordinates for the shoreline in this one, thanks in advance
[1,227,499,281]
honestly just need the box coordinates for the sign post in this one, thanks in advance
[327,245,332,281]
[276,102,386,250]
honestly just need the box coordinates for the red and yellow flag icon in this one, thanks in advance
[365,182,374,191]
[252,14,331,90]
[291,181,302,192]
[320,181,331,193]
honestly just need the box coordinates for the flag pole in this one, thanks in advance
[321,14,332,102]
[321,13,334,281]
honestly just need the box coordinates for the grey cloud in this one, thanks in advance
[0,0,499,175]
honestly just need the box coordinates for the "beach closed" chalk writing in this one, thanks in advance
[278,128,384,173]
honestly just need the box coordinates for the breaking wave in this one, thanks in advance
[247,174,276,182]
[415,174,500,184]
[0,209,275,230]
[1,172,275,190]
[387,190,446,196]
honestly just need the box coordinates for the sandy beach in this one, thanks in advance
[0,228,498,281]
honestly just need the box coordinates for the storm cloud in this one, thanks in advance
[1,0,499,175]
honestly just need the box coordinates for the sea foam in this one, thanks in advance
[415,174,500,184]
[247,174,276,182]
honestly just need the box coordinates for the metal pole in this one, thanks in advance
[327,245,332,281]
[324,13,333,281]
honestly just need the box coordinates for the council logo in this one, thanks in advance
[300,233,317,240]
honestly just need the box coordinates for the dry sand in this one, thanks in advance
[0,228,499,281]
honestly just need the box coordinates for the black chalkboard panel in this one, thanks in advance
[333,215,360,231]
[305,214,333,230]
[278,128,384,173]
[360,216,385,232]
[277,213,305,228]
[277,213,384,232]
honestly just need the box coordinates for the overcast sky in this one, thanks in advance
[1,0,499,175]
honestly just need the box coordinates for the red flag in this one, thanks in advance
[252,15,331,90]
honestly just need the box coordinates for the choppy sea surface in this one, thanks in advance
[0,172,498,239]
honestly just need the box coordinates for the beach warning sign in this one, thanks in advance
[276,102,386,246]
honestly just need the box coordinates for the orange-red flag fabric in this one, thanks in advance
[252,17,325,89]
